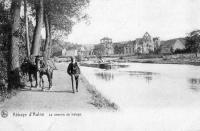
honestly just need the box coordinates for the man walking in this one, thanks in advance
[67,57,80,93]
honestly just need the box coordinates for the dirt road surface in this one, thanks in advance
[0,62,97,112]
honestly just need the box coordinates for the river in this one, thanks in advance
[81,63,200,131]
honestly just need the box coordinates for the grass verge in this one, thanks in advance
[80,75,119,111]
[0,89,18,104]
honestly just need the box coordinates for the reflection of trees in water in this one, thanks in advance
[98,64,129,70]
[127,71,156,83]
[95,72,114,81]
[144,75,153,83]
[189,78,200,91]
[116,65,129,68]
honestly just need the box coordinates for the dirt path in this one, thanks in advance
[0,63,97,112]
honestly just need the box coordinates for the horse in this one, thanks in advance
[21,56,56,90]
[38,58,55,90]
[20,56,39,88]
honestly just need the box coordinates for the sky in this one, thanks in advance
[67,0,200,45]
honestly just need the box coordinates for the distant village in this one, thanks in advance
[53,32,186,58]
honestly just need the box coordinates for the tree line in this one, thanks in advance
[0,0,89,90]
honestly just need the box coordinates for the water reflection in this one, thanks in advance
[124,71,158,83]
[95,72,114,81]
[80,63,129,70]
[189,78,200,91]
[144,75,153,83]
[99,64,129,70]
[115,64,129,68]
[94,70,158,83]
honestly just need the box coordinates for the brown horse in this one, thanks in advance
[38,58,55,90]
[21,56,56,90]
[20,56,39,88]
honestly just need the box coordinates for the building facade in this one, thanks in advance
[135,32,155,54]
[123,32,158,55]
[113,42,125,55]
[160,38,186,54]
[100,37,114,55]
[123,41,135,55]
[94,37,114,56]
[62,48,78,57]
[77,47,94,57]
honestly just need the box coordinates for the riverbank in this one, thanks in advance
[0,62,118,111]
[80,75,118,110]
[110,53,200,66]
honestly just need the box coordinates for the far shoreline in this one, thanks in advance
[114,59,200,66]
[82,53,200,66]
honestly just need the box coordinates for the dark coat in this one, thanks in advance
[67,62,80,75]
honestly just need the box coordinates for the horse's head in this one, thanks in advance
[35,56,46,71]
[20,57,31,75]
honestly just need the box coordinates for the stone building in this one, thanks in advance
[100,37,112,44]
[94,37,114,56]
[113,42,125,55]
[77,47,94,57]
[93,44,105,56]
[153,37,161,50]
[62,48,78,57]
[123,41,135,55]
[123,32,158,55]
[160,38,186,54]
[100,37,114,55]
[135,32,155,54]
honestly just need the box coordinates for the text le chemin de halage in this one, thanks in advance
[11,112,82,117]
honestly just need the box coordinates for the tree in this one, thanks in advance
[9,0,22,89]
[42,0,89,58]
[0,1,11,91]
[31,0,44,56]
[114,44,124,54]
[24,0,30,56]
[28,0,89,59]
[186,30,200,57]
[93,44,105,56]
[43,10,50,59]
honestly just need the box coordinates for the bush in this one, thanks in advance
[174,49,187,54]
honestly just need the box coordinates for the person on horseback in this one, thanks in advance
[67,56,80,93]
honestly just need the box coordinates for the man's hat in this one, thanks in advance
[70,56,75,61]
